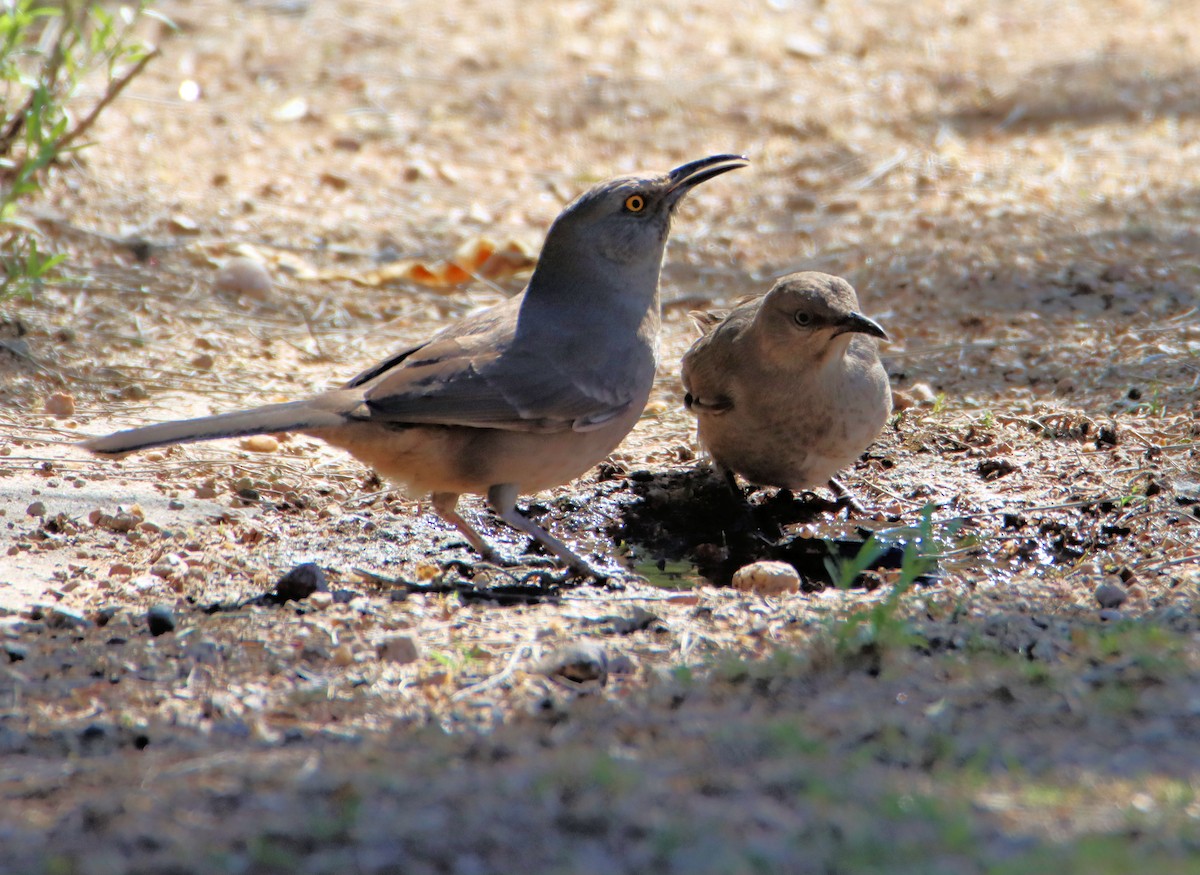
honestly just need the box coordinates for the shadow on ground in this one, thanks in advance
[2,589,1199,874]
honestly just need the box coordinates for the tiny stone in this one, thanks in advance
[731,560,802,595]
[43,392,76,417]
[45,606,90,630]
[91,510,141,533]
[151,554,185,578]
[1095,578,1128,609]
[241,435,280,453]
[214,257,273,299]
[4,643,27,662]
[609,606,663,635]
[376,634,420,664]
[168,499,185,510]
[607,653,636,675]
[1098,609,1123,623]
[26,501,46,517]
[168,214,200,234]
[784,33,827,59]
[271,563,327,603]
[538,640,609,690]
[908,382,938,405]
[147,604,176,636]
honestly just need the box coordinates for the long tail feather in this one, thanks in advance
[80,400,346,455]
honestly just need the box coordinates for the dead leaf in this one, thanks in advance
[301,237,535,290]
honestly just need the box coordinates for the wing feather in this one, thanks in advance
[345,299,635,433]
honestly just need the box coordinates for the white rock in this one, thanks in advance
[731,560,801,595]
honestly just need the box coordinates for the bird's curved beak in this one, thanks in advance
[666,154,749,200]
[835,312,888,340]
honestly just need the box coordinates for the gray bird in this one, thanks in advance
[83,154,749,576]
[681,271,891,511]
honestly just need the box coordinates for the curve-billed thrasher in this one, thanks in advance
[681,271,890,510]
[83,154,749,575]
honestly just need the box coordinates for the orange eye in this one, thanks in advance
[624,194,646,213]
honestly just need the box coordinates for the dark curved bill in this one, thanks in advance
[667,154,749,195]
[835,312,888,341]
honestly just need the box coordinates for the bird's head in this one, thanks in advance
[757,271,887,365]
[541,154,748,271]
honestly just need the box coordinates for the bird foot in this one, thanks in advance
[447,553,607,586]
[828,478,871,517]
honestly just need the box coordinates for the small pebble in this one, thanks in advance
[376,635,420,664]
[538,640,609,690]
[43,392,76,417]
[168,214,200,234]
[271,563,328,603]
[147,604,176,636]
[151,554,185,578]
[609,606,663,635]
[731,560,801,595]
[89,507,143,533]
[26,501,46,517]
[45,606,90,630]
[93,606,122,627]
[607,653,636,676]
[1098,609,1123,623]
[784,33,827,59]
[1095,578,1128,609]
[214,256,273,299]
[893,382,937,410]
[4,643,27,662]
[241,435,280,453]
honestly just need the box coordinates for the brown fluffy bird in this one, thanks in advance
[83,155,748,575]
[681,271,891,509]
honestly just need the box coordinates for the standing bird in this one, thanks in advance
[83,154,749,576]
[681,271,891,512]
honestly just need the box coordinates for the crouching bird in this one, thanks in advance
[681,271,891,513]
[82,154,749,577]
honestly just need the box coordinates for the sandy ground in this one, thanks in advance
[2,0,1199,871]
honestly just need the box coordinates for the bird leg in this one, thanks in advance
[488,483,602,578]
[720,465,743,499]
[430,492,506,564]
[717,465,781,543]
[828,477,869,516]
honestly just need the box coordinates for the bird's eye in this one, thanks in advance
[624,194,646,213]
[793,310,813,327]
